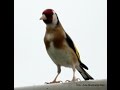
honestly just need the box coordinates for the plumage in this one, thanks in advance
[40,9,94,83]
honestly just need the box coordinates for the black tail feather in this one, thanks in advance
[76,66,94,80]
[80,62,88,70]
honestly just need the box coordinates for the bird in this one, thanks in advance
[40,9,94,84]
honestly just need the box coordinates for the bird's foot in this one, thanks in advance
[65,78,81,83]
[74,78,81,82]
[45,80,63,84]
[65,80,71,83]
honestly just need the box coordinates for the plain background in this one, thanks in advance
[14,0,107,87]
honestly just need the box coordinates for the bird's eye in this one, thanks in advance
[46,14,52,17]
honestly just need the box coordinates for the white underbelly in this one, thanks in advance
[47,42,73,67]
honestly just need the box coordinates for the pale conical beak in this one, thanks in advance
[40,14,47,20]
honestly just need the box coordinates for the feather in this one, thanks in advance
[65,32,80,61]
[65,32,88,70]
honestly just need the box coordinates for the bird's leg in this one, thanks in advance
[65,66,76,83]
[72,67,81,82]
[72,67,76,81]
[51,73,61,83]
[45,65,62,84]
[65,66,80,83]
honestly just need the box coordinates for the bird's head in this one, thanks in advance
[40,9,59,27]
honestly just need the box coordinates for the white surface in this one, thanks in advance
[14,0,107,87]
[14,79,107,90]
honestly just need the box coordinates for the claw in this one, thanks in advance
[65,80,71,83]
[45,80,63,84]
[76,78,81,81]
[65,78,81,83]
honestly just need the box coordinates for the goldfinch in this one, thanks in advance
[40,9,94,83]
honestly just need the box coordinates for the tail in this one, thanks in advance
[76,65,94,80]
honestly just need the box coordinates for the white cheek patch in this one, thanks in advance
[52,13,58,25]
[46,12,58,28]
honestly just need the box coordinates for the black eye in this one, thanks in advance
[43,14,53,24]
[46,14,52,17]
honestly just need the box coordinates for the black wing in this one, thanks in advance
[65,32,88,70]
